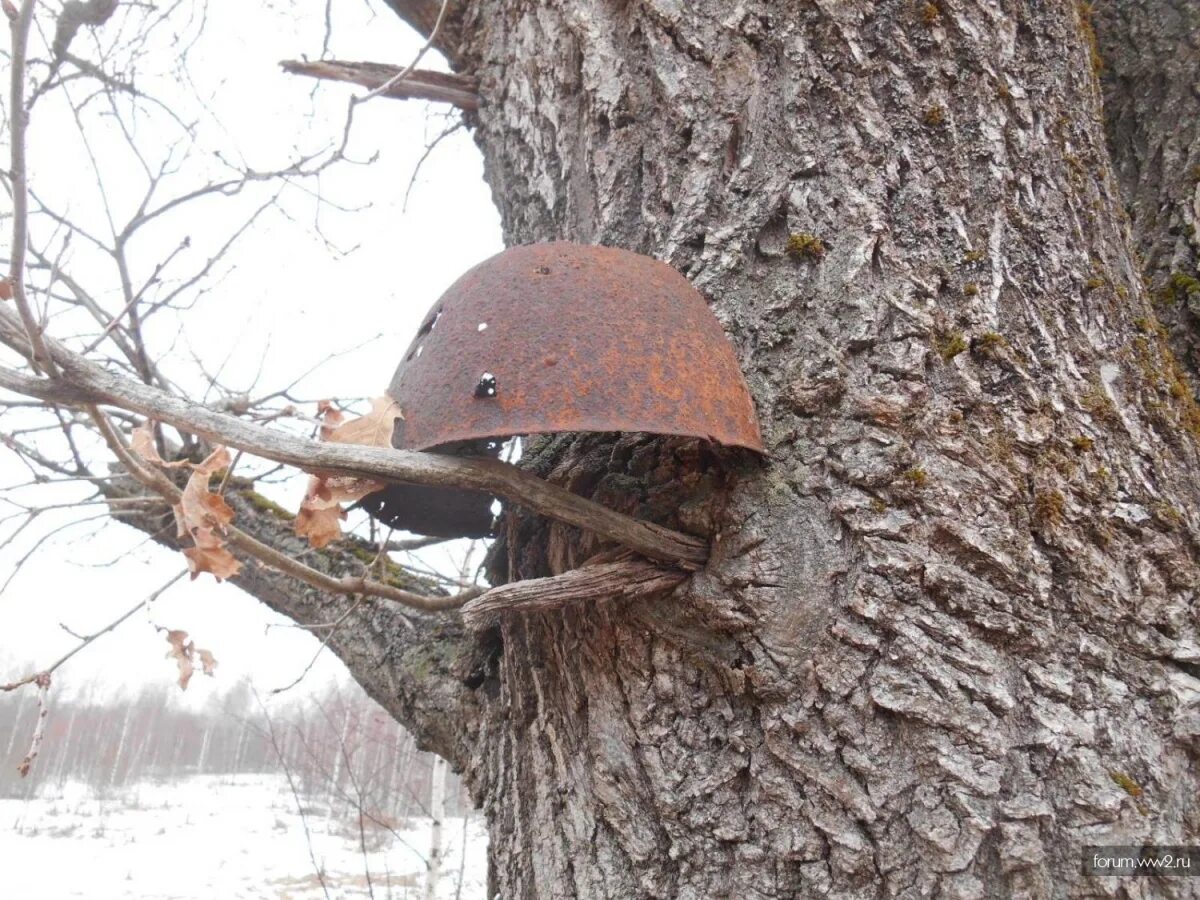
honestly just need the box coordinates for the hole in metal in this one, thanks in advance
[406,307,442,359]
[474,373,498,399]
[418,307,442,336]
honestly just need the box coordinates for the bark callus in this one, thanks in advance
[485,432,735,584]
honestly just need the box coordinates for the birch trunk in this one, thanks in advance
[428,754,449,900]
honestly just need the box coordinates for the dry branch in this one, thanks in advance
[0,571,184,694]
[461,557,688,630]
[86,405,480,613]
[0,304,710,567]
[16,672,49,777]
[281,60,480,111]
[7,0,57,376]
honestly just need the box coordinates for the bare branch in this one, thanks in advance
[0,315,710,566]
[460,555,688,630]
[8,0,59,375]
[82,404,483,613]
[0,571,186,693]
[280,60,479,111]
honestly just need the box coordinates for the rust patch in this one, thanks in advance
[388,242,764,453]
[365,242,763,538]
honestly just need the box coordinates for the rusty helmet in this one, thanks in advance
[361,242,763,537]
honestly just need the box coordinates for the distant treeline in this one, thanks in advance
[0,677,470,821]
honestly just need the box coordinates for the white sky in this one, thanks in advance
[0,0,502,708]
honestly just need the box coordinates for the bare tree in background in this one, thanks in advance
[426,752,448,899]
[4,0,1200,898]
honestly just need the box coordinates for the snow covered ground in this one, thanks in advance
[0,774,488,899]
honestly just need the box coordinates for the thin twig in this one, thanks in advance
[271,594,369,696]
[16,672,49,776]
[0,571,186,693]
[255,689,333,900]
[403,119,464,211]
[8,0,59,375]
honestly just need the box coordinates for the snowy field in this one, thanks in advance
[0,774,488,899]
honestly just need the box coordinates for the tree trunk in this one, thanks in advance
[430,0,1200,896]
[428,753,449,899]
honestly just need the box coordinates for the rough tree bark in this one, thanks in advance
[447,1,1200,896]
[1092,0,1200,386]
[120,0,1200,896]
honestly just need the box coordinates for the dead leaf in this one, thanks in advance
[294,475,381,549]
[325,396,403,448]
[295,480,350,549]
[293,398,396,547]
[130,422,190,469]
[127,422,240,581]
[197,648,218,677]
[130,422,159,462]
[163,630,219,689]
[130,422,220,471]
[309,475,382,508]
[295,504,344,549]
[143,442,239,581]
[164,629,195,690]
[192,446,232,477]
[176,469,235,549]
[183,545,242,581]
[317,400,345,440]
[0,277,12,301]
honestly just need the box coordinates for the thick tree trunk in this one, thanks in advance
[435,1,1200,896]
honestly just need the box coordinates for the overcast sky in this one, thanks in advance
[0,0,502,708]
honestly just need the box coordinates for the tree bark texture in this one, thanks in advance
[443,1,1200,896]
[1093,0,1200,383]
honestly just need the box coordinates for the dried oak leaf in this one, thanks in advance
[171,447,241,581]
[294,480,346,549]
[325,396,403,448]
[163,629,218,691]
[130,424,241,581]
[294,475,378,549]
[182,545,241,582]
[130,422,190,469]
[295,398,400,547]
[164,629,195,690]
[197,648,218,677]
[176,453,235,550]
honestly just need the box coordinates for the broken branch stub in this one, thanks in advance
[362,242,764,539]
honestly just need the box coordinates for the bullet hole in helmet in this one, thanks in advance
[475,373,498,399]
